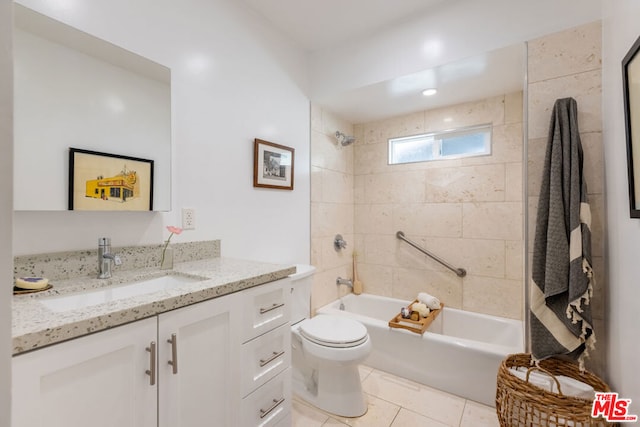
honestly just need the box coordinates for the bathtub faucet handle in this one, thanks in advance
[334,234,347,251]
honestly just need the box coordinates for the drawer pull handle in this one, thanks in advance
[259,397,285,419]
[259,350,285,367]
[260,302,284,314]
[167,333,178,375]
[145,341,156,386]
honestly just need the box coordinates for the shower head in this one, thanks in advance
[335,131,356,146]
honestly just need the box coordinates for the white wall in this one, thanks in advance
[602,0,640,411]
[13,0,310,265]
[309,0,602,101]
[0,0,12,422]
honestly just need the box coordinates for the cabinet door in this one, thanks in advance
[158,293,241,427]
[12,317,158,427]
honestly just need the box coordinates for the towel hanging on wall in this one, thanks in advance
[530,97,595,368]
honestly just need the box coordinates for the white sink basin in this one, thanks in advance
[41,274,204,312]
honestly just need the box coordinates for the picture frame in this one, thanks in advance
[622,35,640,218]
[68,148,154,211]
[253,138,295,190]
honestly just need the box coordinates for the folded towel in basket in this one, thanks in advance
[509,368,554,392]
[510,367,595,399]
[417,292,441,310]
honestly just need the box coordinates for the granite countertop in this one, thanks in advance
[12,257,296,355]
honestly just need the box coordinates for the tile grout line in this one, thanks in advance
[386,405,402,427]
[458,400,469,427]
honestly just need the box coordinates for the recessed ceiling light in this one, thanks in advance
[422,88,437,97]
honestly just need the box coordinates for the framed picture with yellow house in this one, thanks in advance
[68,148,154,211]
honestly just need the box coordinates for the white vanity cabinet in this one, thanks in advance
[12,276,292,427]
[12,317,158,427]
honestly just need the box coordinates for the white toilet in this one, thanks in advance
[289,265,372,418]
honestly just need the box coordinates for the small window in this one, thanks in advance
[388,124,492,165]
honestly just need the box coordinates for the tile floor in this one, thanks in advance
[292,365,500,427]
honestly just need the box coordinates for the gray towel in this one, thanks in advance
[530,97,595,368]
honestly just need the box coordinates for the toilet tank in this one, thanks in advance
[289,264,316,324]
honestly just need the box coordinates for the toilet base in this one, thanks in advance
[292,362,368,417]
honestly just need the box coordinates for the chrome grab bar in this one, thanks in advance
[396,231,467,277]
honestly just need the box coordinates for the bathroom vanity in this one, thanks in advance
[11,256,294,427]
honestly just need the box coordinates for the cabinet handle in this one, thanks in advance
[167,333,178,375]
[259,302,284,314]
[145,341,156,386]
[259,397,285,419]
[259,350,285,367]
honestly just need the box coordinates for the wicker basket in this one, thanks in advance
[496,353,615,427]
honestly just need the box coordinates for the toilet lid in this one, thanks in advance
[299,315,368,348]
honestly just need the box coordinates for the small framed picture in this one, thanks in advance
[623,35,640,217]
[69,148,154,211]
[253,138,295,190]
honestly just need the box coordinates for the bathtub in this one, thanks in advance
[317,293,524,406]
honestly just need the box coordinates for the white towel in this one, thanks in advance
[417,292,441,310]
[512,367,594,399]
[509,368,553,392]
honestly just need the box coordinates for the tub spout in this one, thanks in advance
[336,277,353,288]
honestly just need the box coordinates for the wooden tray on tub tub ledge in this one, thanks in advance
[388,301,443,335]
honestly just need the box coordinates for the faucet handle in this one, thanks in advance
[334,234,347,251]
[113,255,122,266]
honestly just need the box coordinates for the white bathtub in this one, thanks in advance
[317,293,524,406]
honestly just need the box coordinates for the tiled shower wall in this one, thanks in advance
[352,92,524,320]
[310,106,355,313]
[527,21,605,376]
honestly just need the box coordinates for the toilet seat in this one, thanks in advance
[299,315,368,348]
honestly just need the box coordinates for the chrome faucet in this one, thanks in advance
[98,237,122,279]
[336,277,353,288]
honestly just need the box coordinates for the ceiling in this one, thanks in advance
[322,43,524,124]
[241,0,449,52]
[241,0,525,124]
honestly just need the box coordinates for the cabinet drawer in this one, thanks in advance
[241,323,290,397]
[241,368,291,427]
[242,278,290,343]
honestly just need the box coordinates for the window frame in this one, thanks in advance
[388,123,492,165]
